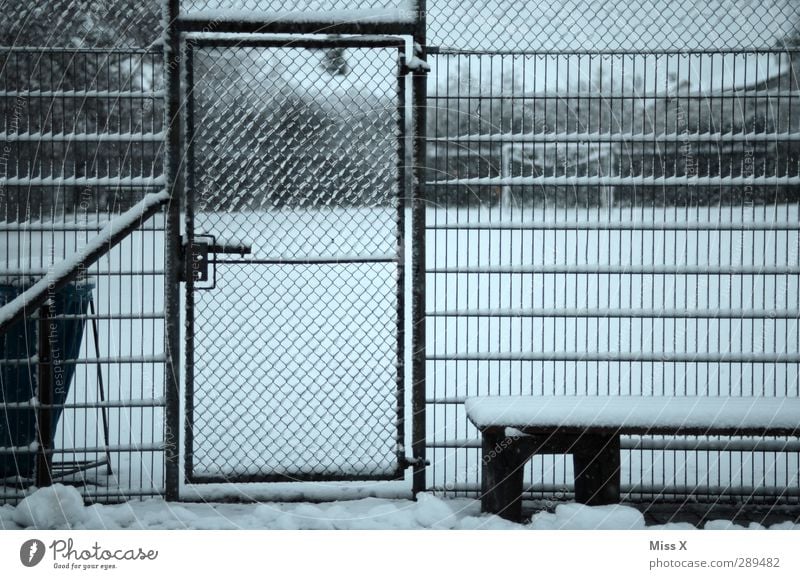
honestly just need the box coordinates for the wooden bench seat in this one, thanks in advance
[465,395,800,522]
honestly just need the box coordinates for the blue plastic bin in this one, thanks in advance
[0,281,94,481]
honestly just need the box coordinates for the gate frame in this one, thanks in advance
[163,1,428,498]
[183,35,408,485]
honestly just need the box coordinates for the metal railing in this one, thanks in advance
[1,47,167,503]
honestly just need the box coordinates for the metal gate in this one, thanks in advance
[183,36,409,483]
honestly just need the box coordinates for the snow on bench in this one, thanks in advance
[465,395,800,522]
[465,395,800,434]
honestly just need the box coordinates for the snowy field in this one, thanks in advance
[188,208,399,479]
[1,484,799,530]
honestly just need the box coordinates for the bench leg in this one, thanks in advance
[480,430,529,522]
[572,433,621,505]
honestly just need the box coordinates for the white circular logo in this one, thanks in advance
[20,539,46,567]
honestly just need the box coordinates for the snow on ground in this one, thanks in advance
[1,484,798,530]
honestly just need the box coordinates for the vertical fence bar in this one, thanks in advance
[395,52,407,477]
[411,0,428,496]
[88,296,113,475]
[163,0,182,502]
[183,40,196,483]
[35,304,53,488]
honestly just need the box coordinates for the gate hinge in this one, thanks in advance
[400,56,430,75]
[401,456,430,469]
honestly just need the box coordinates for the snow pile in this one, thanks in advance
[704,520,770,530]
[529,503,645,530]
[11,484,86,529]
[1,486,799,531]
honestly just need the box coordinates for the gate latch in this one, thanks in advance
[400,43,431,75]
[402,56,430,74]
[181,234,213,283]
[401,456,430,469]
[180,234,252,286]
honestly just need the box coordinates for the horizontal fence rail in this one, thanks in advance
[430,308,800,319]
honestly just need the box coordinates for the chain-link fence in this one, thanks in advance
[427,0,800,52]
[1,0,161,48]
[183,39,406,482]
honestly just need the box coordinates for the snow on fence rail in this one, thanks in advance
[0,90,165,98]
[0,177,166,188]
[433,131,800,144]
[429,176,800,187]
[0,132,166,143]
[0,192,169,332]
[430,307,800,319]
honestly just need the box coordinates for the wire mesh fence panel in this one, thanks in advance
[1,0,162,48]
[423,49,800,503]
[185,42,405,482]
[426,0,799,52]
[0,48,166,503]
[8,0,796,52]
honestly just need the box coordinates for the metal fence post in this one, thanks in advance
[183,40,196,484]
[163,0,182,502]
[411,0,428,497]
[395,53,408,477]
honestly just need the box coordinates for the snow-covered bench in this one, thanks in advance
[465,395,800,522]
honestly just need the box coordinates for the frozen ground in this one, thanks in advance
[1,484,798,530]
